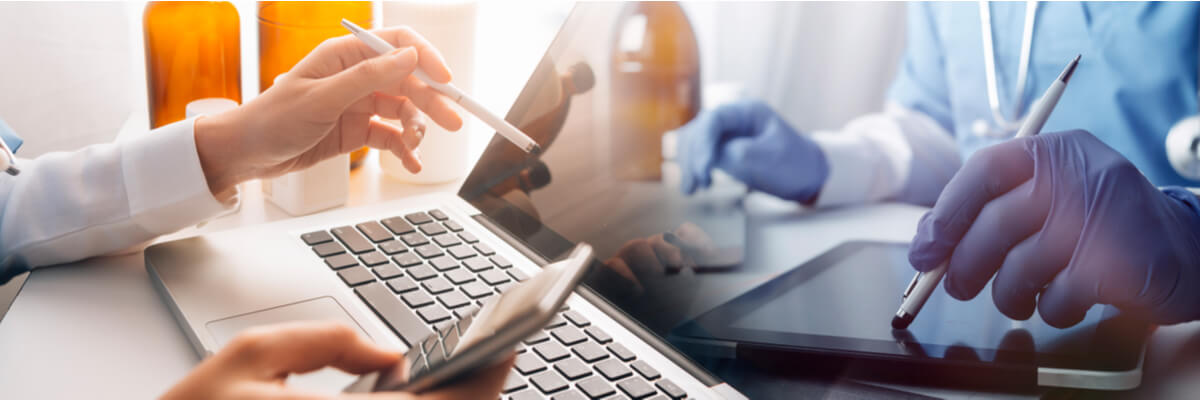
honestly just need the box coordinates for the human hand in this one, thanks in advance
[676,99,828,203]
[908,130,1200,327]
[161,321,515,400]
[599,223,715,295]
[195,27,465,198]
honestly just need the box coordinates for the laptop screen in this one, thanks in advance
[458,3,743,338]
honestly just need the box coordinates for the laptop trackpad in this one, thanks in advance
[206,297,370,394]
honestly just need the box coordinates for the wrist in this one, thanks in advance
[194,111,247,200]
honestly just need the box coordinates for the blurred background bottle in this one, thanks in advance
[258,1,373,169]
[380,0,477,184]
[609,1,701,181]
[143,1,241,129]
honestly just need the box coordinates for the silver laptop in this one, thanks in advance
[146,4,747,399]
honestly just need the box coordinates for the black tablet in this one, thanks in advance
[670,241,1151,390]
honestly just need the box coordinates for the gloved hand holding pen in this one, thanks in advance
[675,99,829,204]
[908,130,1200,327]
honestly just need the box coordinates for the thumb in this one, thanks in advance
[322,47,419,107]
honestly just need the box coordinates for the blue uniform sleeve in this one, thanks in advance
[887,3,954,134]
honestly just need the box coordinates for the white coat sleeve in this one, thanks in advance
[810,103,961,207]
[809,2,961,207]
[0,118,233,283]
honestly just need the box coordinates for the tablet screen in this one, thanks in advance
[676,242,1149,371]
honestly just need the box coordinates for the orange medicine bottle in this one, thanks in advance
[143,1,242,129]
[609,1,701,181]
[258,1,374,168]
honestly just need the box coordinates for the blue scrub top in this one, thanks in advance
[889,2,1200,186]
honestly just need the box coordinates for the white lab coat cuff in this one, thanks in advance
[812,133,881,207]
[120,118,232,234]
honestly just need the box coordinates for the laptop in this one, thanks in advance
[146,4,747,399]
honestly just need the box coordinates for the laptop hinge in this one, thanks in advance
[471,214,552,266]
[471,213,731,390]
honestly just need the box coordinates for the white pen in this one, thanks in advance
[892,54,1081,330]
[341,19,541,155]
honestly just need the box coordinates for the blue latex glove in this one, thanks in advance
[909,130,1200,327]
[676,100,829,203]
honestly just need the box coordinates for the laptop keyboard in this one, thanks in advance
[302,209,687,400]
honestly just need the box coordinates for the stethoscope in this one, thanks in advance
[972,0,1200,181]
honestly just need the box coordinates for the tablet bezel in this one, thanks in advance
[670,241,1151,376]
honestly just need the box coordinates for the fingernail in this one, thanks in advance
[663,232,680,246]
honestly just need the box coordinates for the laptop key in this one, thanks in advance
[464,257,493,272]
[405,212,434,225]
[417,305,451,324]
[573,342,610,363]
[444,220,464,232]
[563,310,589,327]
[444,268,475,285]
[407,264,438,281]
[585,326,612,344]
[400,233,429,247]
[481,269,511,286]
[356,221,393,243]
[630,360,660,380]
[594,359,633,381]
[373,264,403,280]
[655,379,686,399]
[432,234,461,248]
[524,330,550,345]
[533,341,570,362]
[552,390,587,400]
[420,223,447,236]
[475,242,496,256]
[438,290,471,309]
[338,266,375,286]
[447,245,476,260]
[459,231,479,243]
[422,277,453,294]
[551,325,588,346]
[577,376,617,399]
[428,209,449,221]
[530,370,569,394]
[616,378,656,399]
[325,253,359,270]
[414,244,443,259]
[332,226,374,254]
[461,282,493,299]
[491,255,513,268]
[508,388,543,400]
[392,253,423,267]
[378,240,407,255]
[508,269,530,282]
[545,314,569,329]
[429,256,459,272]
[554,358,592,380]
[359,251,389,266]
[386,276,419,293]
[515,352,547,375]
[301,230,333,245]
[401,291,435,308]
[503,373,528,393]
[354,282,433,347]
[312,242,345,257]
[608,343,636,362]
[381,217,416,235]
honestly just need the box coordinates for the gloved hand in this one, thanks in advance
[909,129,1200,327]
[676,100,828,203]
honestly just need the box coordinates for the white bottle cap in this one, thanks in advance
[186,98,239,118]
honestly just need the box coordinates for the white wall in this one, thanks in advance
[687,2,908,131]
